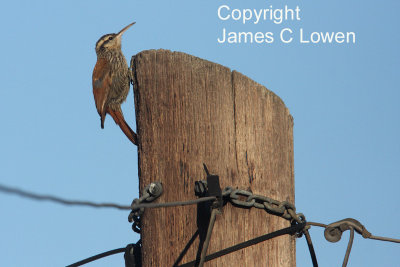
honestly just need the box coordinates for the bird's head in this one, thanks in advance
[95,22,135,55]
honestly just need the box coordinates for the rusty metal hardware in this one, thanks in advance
[128,182,163,233]
[324,218,371,242]
[221,186,304,224]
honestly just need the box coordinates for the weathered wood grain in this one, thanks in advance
[132,49,295,266]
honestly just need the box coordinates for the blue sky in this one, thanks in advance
[1,0,399,266]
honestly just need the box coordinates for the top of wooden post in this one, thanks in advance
[132,49,294,266]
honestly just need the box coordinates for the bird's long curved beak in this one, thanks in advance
[117,22,135,37]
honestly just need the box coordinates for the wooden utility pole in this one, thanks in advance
[132,49,295,266]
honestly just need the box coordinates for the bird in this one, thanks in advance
[92,22,138,145]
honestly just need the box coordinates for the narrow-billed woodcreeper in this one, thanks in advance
[92,22,138,145]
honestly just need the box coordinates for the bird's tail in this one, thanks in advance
[101,112,106,129]
[108,109,138,146]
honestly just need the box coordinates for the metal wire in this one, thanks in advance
[131,196,216,209]
[342,227,354,267]
[6,180,400,266]
[0,184,131,210]
[304,229,319,267]
[173,230,200,267]
[369,235,400,243]
[307,221,400,243]
[307,222,327,228]
[178,222,306,267]
[66,247,125,267]
[307,219,400,267]
[199,209,218,267]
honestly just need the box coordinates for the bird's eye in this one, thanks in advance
[108,36,113,40]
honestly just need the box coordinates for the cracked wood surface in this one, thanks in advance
[132,49,295,266]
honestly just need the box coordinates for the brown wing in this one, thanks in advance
[92,58,112,128]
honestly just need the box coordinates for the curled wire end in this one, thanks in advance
[311,218,370,267]
[323,218,371,243]
[324,226,343,243]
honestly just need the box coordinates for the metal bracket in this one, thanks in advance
[206,174,222,211]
